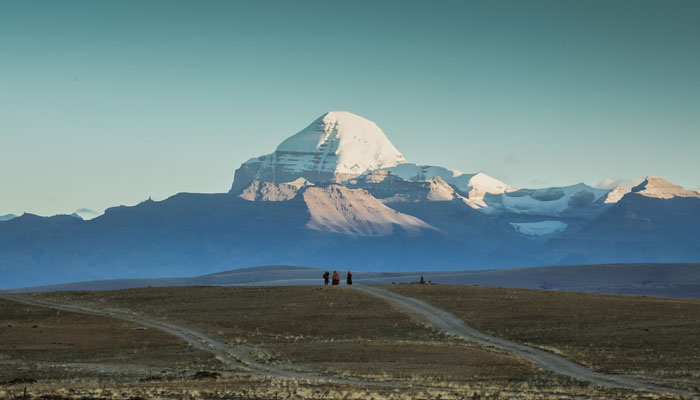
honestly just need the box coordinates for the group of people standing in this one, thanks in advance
[323,270,352,286]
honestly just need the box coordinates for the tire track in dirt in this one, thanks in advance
[0,294,415,389]
[354,285,694,397]
[2,294,263,373]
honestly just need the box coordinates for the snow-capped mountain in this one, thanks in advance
[1,111,698,288]
[230,111,406,193]
[384,163,515,207]
[230,111,624,235]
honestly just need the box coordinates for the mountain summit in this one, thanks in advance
[630,176,700,199]
[2,111,700,288]
[230,111,406,193]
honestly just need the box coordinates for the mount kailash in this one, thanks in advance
[1,111,699,288]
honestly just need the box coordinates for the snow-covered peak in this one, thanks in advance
[276,111,406,175]
[468,172,514,194]
[381,163,515,209]
[230,111,407,193]
[630,177,700,199]
[385,163,514,195]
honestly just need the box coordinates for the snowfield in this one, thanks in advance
[510,221,568,236]
[499,183,610,216]
[276,111,406,175]
[386,163,513,196]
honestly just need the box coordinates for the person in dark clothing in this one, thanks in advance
[346,271,353,285]
[332,271,340,286]
[323,271,330,286]
[419,276,425,284]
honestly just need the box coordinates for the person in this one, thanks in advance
[346,271,353,285]
[419,276,425,284]
[332,270,340,286]
[323,271,330,286]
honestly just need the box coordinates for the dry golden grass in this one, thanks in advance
[388,284,700,392]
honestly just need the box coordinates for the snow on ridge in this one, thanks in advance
[385,163,513,194]
[510,221,568,236]
[596,178,644,191]
[230,111,408,193]
[275,111,406,175]
[499,183,611,216]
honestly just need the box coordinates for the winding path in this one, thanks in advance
[3,289,693,396]
[3,293,480,391]
[2,294,272,374]
[353,285,692,397]
[0,294,383,386]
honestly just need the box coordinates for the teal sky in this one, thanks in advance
[2,0,699,217]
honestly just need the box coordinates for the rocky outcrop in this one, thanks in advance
[630,177,700,199]
[302,184,435,237]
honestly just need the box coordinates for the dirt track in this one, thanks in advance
[0,294,417,389]
[353,285,693,396]
[3,289,693,396]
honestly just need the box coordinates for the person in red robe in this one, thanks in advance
[332,271,340,286]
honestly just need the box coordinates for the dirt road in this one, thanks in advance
[353,285,692,396]
[2,294,272,373]
[0,294,390,387]
[4,293,474,390]
[3,289,693,396]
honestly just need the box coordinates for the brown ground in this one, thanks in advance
[1,285,696,398]
[0,298,219,384]
[37,286,440,341]
[34,286,571,390]
[0,375,659,400]
[388,284,700,392]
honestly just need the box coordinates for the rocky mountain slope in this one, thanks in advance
[1,111,698,288]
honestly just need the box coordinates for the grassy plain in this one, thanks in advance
[0,298,219,383]
[1,285,696,398]
[389,284,700,392]
[36,286,570,388]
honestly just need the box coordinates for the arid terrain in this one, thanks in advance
[389,285,700,392]
[1,285,699,399]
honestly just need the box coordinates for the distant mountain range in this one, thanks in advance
[1,111,699,288]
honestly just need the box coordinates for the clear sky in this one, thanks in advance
[2,0,699,217]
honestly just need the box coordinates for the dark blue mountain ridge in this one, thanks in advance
[1,112,699,288]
